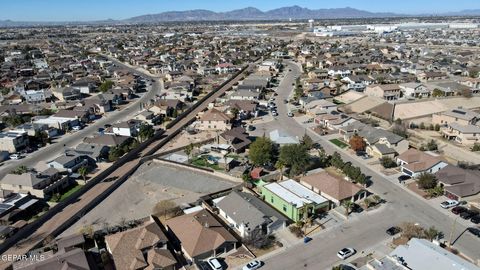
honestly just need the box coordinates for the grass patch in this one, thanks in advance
[50,184,84,202]
[191,157,223,171]
[332,99,344,105]
[329,139,349,149]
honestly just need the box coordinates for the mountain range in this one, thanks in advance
[1,6,480,26]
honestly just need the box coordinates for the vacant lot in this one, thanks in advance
[61,161,237,236]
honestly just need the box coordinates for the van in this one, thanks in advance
[207,258,223,270]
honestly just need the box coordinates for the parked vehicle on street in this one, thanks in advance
[467,227,480,237]
[440,200,459,209]
[397,175,411,183]
[337,248,356,260]
[287,111,294,117]
[470,215,480,224]
[271,110,278,116]
[451,206,467,215]
[242,260,262,270]
[386,226,402,236]
[10,154,22,160]
[304,236,312,243]
[460,210,479,220]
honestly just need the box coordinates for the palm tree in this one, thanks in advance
[343,200,353,219]
[78,166,88,184]
[275,160,286,180]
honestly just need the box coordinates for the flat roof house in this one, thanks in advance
[165,209,237,263]
[260,179,329,222]
[300,171,367,208]
[214,190,288,238]
[396,149,448,178]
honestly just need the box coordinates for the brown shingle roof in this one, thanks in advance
[397,149,444,173]
[165,209,237,258]
[300,171,363,201]
[200,108,231,122]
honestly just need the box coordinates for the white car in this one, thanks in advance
[72,125,82,131]
[287,112,294,117]
[10,154,21,160]
[206,258,223,270]
[271,110,278,116]
[440,200,459,209]
[243,260,262,270]
[337,247,356,260]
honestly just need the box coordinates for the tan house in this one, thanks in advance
[165,209,237,263]
[365,84,401,101]
[441,122,480,146]
[396,149,448,178]
[196,108,232,131]
[105,217,177,270]
[300,171,367,208]
[432,107,479,127]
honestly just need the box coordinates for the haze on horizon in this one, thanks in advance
[1,0,479,22]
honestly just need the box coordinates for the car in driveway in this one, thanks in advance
[467,227,480,237]
[397,175,411,183]
[440,200,459,209]
[386,226,402,236]
[242,260,262,270]
[337,248,356,260]
[460,210,479,220]
[206,258,223,270]
[451,206,467,215]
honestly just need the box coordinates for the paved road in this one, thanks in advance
[0,65,163,180]
[254,61,480,270]
[0,57,260,267]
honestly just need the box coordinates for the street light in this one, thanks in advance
[448,216,459,247]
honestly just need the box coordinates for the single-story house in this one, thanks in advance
[435,165,480,200]
[396,149,448,178]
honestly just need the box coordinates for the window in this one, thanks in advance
[270,196,274,203]
[283,205,287,212]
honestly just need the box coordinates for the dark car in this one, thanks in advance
[397,175,411,183]
[451,206,467,215]
[467,227,480,237]
[460,210,479,220]
[471,215,480,224]
[386,226,402,236]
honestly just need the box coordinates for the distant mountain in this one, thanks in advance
[443,9,480,16]
[125,6,403,23]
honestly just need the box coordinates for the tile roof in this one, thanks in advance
[300,171,363,201]
[397,149,445,173]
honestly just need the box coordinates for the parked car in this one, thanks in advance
[337,248,356,260]
[440,200,459,209]
[303,236,312,243]
[271,110,278,116]
[247,125,255,131]
[283,99,288,104]
[470,215,480,224]
[72,125,82,131]
[386,226,402,236]
[9,154,22,160]
[467,227,480,237]
[460,210,479,220]
[451,206,467,215]
[206,258,223,270]
[242,260,262,270]
[397,175,411,183]
[287,111,294,117]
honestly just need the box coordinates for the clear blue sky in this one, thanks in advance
[1,0,479,21]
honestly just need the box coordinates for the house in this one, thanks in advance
[12,235,90,270]
[441,122,480,146]
[54,109,91,124]
[83,134,131,148]
[52,87,81,101]
[435,165,480,200]
[399,83,430,98]
[304,99,337,117]
[259,179,329,222]
[229,90,260,101]
[0,192,40,224]
[389,238,479,270]
[314,114,356,130]
[71,78,98,94]
[134,110,160,125]
[214,190,288,238]
[396,149,448,178]
[150,99,185,117]
[74,143,109,161]
[0,130,29,153]
[225,100,258,119]
[418,71,448,82]
[365,84,401,101]
[432,107,479,126]
[196,108,231,131]
[165,209,238,262]
[46,152,91,173]
[108,120,141,137]
[300,171,367,208]
[0,168,71,199]
[105,217,178,270]
[269,129,299,145]
[219,127,251,153]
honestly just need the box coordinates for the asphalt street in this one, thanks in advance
[254,61,480,270]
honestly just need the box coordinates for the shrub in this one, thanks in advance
[380,157,397,168]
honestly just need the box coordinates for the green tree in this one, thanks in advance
[278,144,310,176]
[184,143,194,162]
[432,89,444,97]
[424,226,442,241]
[248,136,274,166]
[108,146,124,162]
[275,160,286,181]
[99,80,114,92]
[138,124,154,142]
[425,139,438,151]
[11,165,28,175]
[78,166,88,184]
[230,107,240,119]
[380,157,397,168]
[472,143,480,152]
[330,152,344,169]
[300,133,313,150]
[417,173,437,190]
[343,200,353,219]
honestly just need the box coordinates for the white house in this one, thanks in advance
[396,149,448,178]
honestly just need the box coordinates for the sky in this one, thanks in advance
[1,0,479,22]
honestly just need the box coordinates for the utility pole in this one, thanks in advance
[448,216,458,247]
